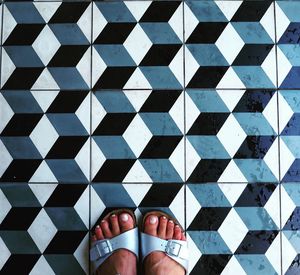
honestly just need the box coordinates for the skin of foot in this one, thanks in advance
[92,212,137,275]
[143,215,186,275]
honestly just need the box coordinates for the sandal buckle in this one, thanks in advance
[166,240,182,257]
[96,239,113,258]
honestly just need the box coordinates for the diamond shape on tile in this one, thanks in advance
[0,90,90,183]
[187,183,280,275]
[92,1,183,89]
[186,89,279,183]
[92,90,184,183]
[1,2,91,90]
[185,1,276,89]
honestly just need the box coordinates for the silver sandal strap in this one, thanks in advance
[141,232,188,272]
[90,227,139,273]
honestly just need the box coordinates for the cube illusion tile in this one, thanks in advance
[186,89,279,183]
[1,2,91,90]
[92,1,184,90]
[0,184,89,274]
[187,183,280,275]
[1,1,300,275]
[185,1,276,89]
[0,90,90,183]
[91,90,184,183]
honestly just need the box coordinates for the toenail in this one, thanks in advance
[101,220,106,223]
[95,225,100,229]
[121,213,129,222]
[162,216,166,220]
[111,214,116,217]
[175,225,180,228]
[150,216,158,224]
[169,220,174,223]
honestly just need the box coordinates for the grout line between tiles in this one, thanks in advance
[88,3,93,275]
[182,0,187,233]
[0,3,3,89]
[273,2,283,275]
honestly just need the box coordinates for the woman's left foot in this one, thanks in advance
[92,212,137,275]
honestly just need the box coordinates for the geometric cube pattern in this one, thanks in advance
[0,1,300,275]
[92,2,183,90]
[1,2,91,90]
[186,183,280,275]
[0,184,89,274]
[185,1,276,89]
[91,90,184,183]
[0,90,90,183]
[186,89,279,183]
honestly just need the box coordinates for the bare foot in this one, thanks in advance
[143,215,186,275]
[92,212,137,275]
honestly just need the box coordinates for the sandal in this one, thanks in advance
[141,211,188,272]
[90,209,139,273]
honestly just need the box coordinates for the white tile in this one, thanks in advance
[32,25,60,66]
[0,189,11,224]
[28,209,57,253]
[124,24,152,66]
[123,114,152,158]
[216,23,244,64]
[30,115,59,158]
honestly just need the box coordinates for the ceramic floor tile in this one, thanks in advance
[92,1,184,89]
[276,1,300,89]
[91,183,184,230]
[281,183,300,275]
[0,90,90,183]
[0,183,89,274]
[186,89,279,183]
[91,89,184,183]
[1,2,91,90]
[279,90,300,182]
[184,1,276,89]
[186,183,281,275]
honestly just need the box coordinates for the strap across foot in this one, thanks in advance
[141,232,188,272]
[90,227,139,273]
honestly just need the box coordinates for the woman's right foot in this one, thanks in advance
[92,212,137,275]
[143,215,186,275]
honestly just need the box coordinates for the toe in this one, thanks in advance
[91,234,97,242]
[166,220,174,240]
[181,233,186,241]
[110,214,120,236]
[119,212,134,232]
[95,225,104,240]
[100,220,113,238]
[157,216,168,239]
[173,225,182,240]
[144,215,158,236]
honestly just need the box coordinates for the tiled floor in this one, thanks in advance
[0,1,300,275]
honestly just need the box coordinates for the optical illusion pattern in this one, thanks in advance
[0,1,300,275]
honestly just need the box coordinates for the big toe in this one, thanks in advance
[119,212,134,232]
[144,215,159,236]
